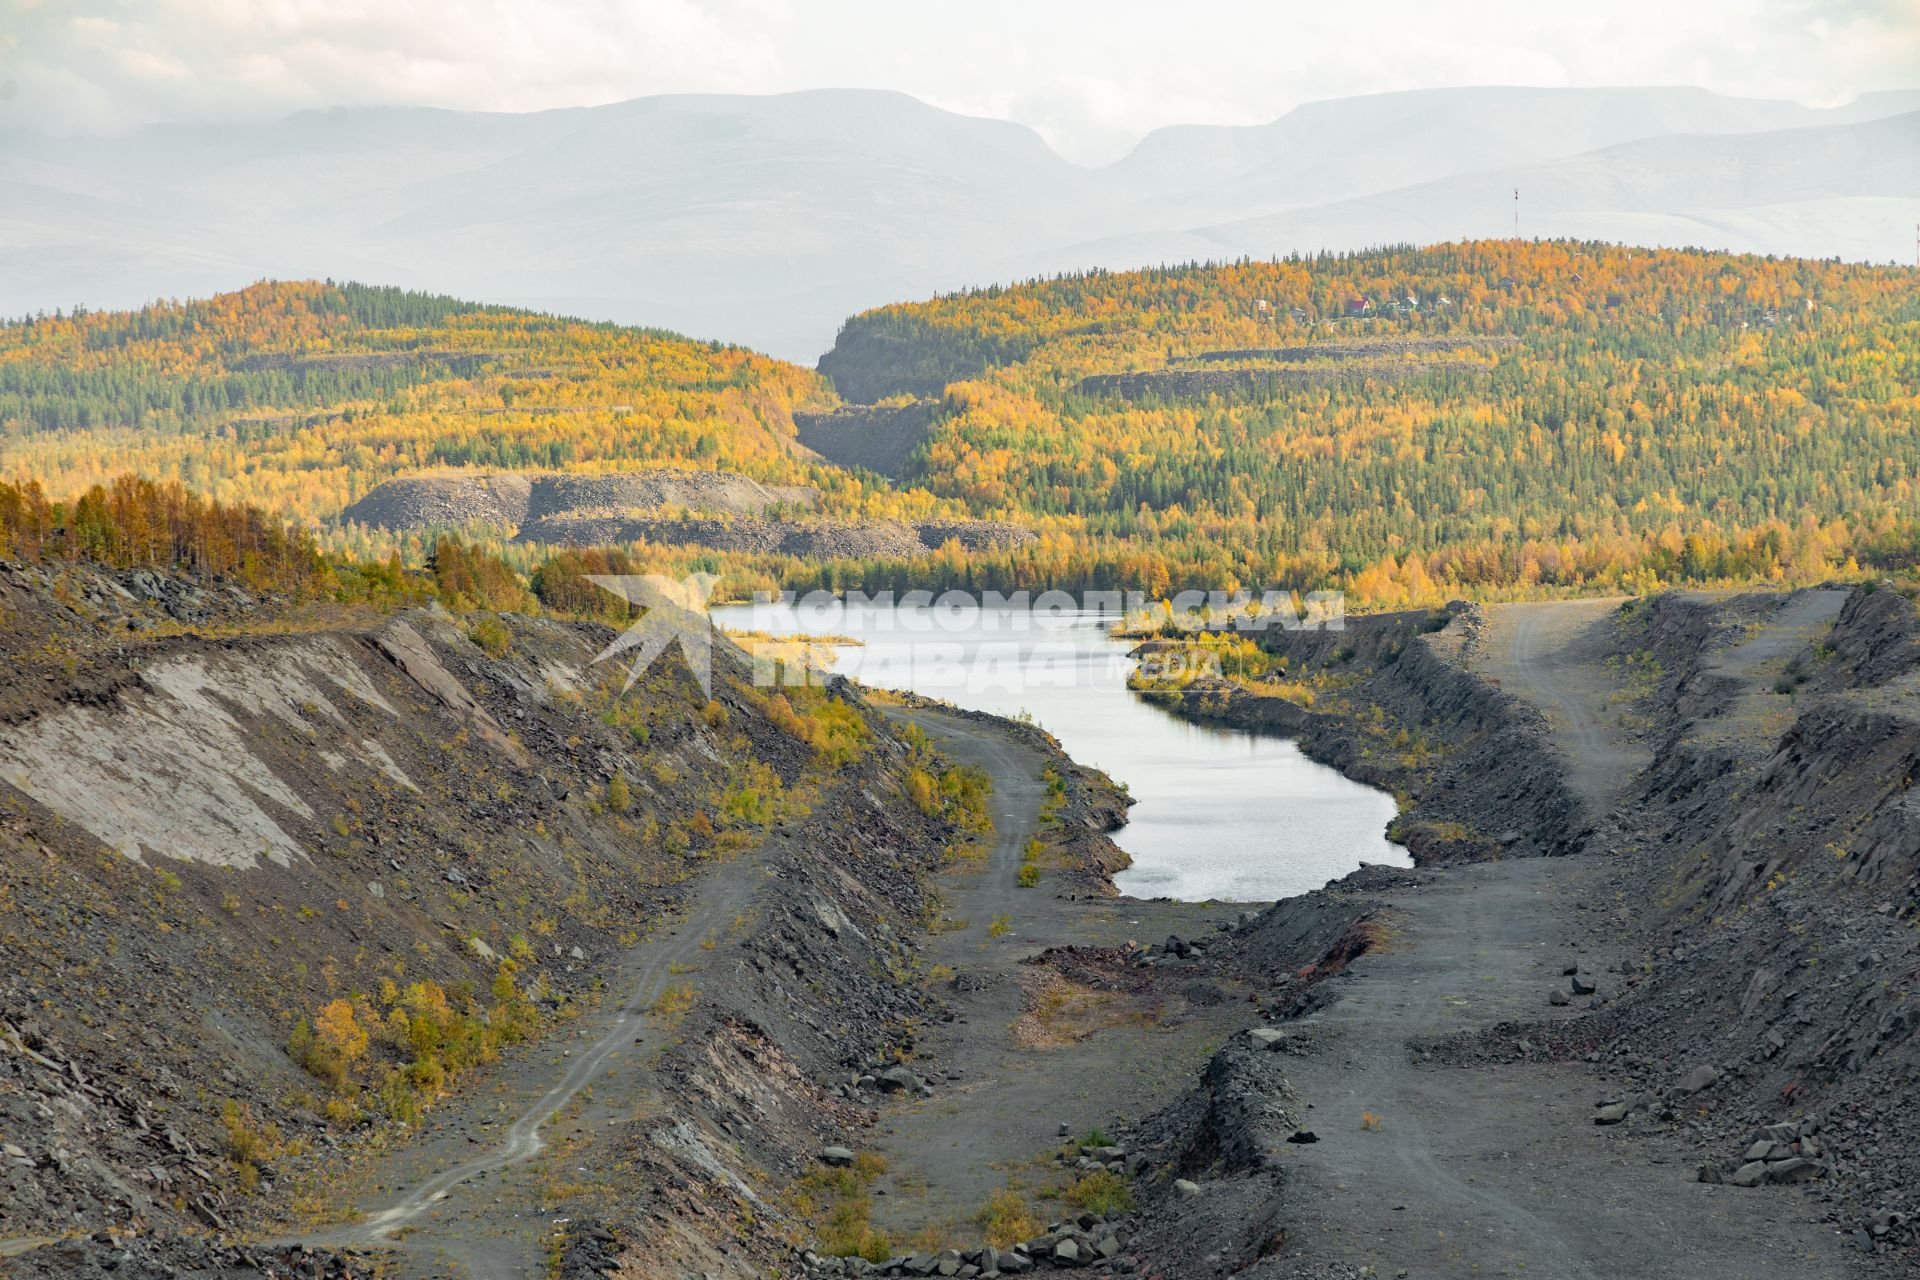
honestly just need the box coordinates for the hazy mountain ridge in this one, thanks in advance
[2,86,1916,358]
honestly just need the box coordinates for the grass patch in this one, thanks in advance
[976,1187,1039,1247]
[1010,972,1150,1049]
[792,1152,892,1262]
[1064,1169,1133,1215]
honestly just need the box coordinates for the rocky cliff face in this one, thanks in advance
[1582,587,1920,1237]
[1075,360,1488,402]
[340,468,818,533]
[513,514,1035,558]
[794,401,940,479]
[1128,586,1920,1269]
[816,325,1012,406]
[0,558,965,1269]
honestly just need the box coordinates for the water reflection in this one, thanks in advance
[711,600,1408,902]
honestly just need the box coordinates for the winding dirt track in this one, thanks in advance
[295,849,777,1279]
[1482,599,1641,813]
[884,706,1047,911]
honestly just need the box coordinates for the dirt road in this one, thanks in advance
[1478,599,1644,815]
[1684,587,1849,747]
[870,707,1249,1243]
[295,847,780,1279]
[1262,599,1850,1277]
[1276,858,1848,1278]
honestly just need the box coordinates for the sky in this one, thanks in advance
[3,0,1918,163]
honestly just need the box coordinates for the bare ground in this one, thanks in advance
[1239,597,1852,1277]
[293,846,782,1279]
[1475,599,1647,815]
[868,708,1253,1246]
[1270,856,1849,1279]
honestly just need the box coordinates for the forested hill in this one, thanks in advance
[0,281,836,526]
[819,242,1920,599]
[7,250,1920,606]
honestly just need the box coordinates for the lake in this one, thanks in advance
[711,598,1409,902]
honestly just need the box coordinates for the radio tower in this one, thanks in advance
[1513,187,1521,240]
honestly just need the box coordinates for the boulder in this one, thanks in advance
[1570,975,1597,996]
[876,1066,923,1094]
[1248,1028,1286,1051]
[1730,1162,1769,1188]
[1672,1065,1719,1095]
[1173,1178,1202,1198]
[1594,1103,1629,1126]
[1051,1239,1081,1266]
[1548,990,1571,1006]
[1767,1158,1821,1184]
[819,1146,855,1167]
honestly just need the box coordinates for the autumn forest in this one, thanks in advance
[2,243,1918,608]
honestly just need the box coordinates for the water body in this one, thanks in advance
[711,599,1409,903]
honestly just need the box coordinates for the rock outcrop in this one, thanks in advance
[339,468,818,532]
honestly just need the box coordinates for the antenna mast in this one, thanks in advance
[1513,187,1521,240]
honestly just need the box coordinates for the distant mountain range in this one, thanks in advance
[3,86,1917,359]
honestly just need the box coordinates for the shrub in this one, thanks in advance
[795,1155,892,1261]
[905,768,939,815]
[531,546,639,619]
[1017,865,1042,888]
[430,537,529,613]
[606,773,631,813]
[220,1099,278,1183]
[976,1187,1037,1247]
[1063,1169,1132,1215]
[313,999,369,1063]
[469,615,512,658]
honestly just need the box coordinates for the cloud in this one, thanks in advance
[1,0,788,130]
[0,0,1915,160]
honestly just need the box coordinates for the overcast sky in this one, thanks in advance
[3,0,1917,163]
